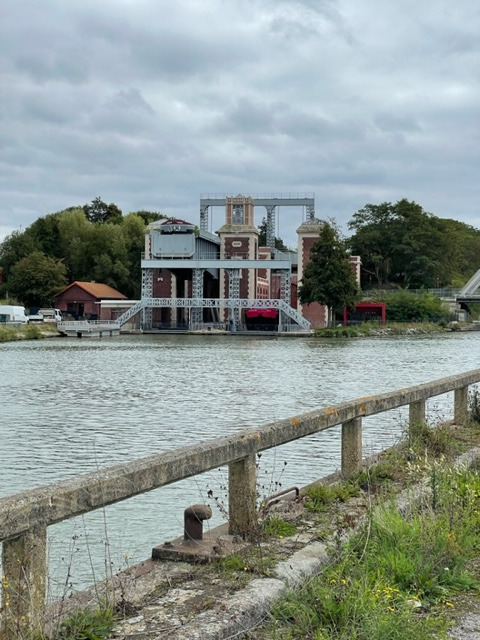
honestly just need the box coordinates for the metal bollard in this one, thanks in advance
[184,504,212,543]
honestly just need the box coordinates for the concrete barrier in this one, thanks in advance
[1,368,480,638]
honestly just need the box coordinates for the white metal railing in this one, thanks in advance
[114,299,311,330]
[200,192,315,200]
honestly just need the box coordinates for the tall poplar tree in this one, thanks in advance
[298,221,358,326]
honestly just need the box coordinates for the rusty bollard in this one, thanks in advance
[183,504,212,544]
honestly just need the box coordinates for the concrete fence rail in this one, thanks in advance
[2,369,480,638]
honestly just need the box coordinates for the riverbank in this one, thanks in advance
[315,321,480,338]
[42,417,480,640]
[2,321,479,344]
[0,323,60,342]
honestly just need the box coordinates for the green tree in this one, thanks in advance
[129,210,167,225]
[122,213,152,297]
[57,208,93,280]
[375,290,450,323]
[0,230,38,282]
[83,197,123,224]
[298,221,358,326]
[0,206,157,301]
[347,199,480,289]
[257,218,290,251]
[28,211,70,259]
[7,251,67,308]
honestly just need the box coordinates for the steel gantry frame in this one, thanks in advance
[199,193,315,249]
[115,298,311,331]
[128,195,317,332]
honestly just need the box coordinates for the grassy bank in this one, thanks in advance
[314,322,444,338]
[33,404,480,640]
[248,412,480,639]
[0,323,59,342]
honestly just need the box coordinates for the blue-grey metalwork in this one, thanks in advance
[115,298,310,330]
[199,193,315,235]
[266,205,276,249]
[458,268,480,300]
[200,205,209,232]
[141,268,153,329]
[191,268,204,325]
[280,269,291,307]
[141,257,292,270]
[227,268,241,328]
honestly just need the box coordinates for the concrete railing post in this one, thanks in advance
[341,417,362,478]
[454,386,469,424]
[409,399,426,426]
[228,454,257,537]
[2,526,47,639]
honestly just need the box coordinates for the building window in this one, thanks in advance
[233,204,244,224]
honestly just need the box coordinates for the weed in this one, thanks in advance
[23,324,44,340]
[256,456,289,507]
[350,460,396,492]
[405,420,453,457]
[217,547,277,579]
[52,607,115,640]
[218,554,249,573]
[262,517,298,538]
[304,482,359,513]
[267,462,480,639]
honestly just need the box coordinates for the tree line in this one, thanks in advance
[0,199,165,307]
[347,199,480,289]
[1,197,479,311]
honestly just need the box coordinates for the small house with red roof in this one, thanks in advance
[54,281,127,320]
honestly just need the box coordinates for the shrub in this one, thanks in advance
[380,290,449,323]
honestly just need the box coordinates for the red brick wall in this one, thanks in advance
[152,269,173,297]
[224,237,250,259]
[55,284,100,317]
[299,236,328,328]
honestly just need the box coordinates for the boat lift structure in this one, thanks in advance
[61,194,321,334]
[200,193,315,249]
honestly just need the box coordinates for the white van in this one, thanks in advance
[0,305,28,325]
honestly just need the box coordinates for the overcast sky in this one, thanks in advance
[1,0,479,247]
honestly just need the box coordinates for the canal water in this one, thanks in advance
[1,331,479,598]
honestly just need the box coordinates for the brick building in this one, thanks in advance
[117,194,360,332]
[55,281,127,320]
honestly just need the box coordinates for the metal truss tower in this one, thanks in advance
[191,268,204,326]
[227,268,241,329]
[141,268,153,329]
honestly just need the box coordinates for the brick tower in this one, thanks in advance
[217,195,259,300]
[296,218,328,329]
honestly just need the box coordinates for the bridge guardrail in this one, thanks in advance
[1,369,480,637]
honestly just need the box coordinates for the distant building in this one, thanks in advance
[115,194,360,331]
[344,302,386,326]
[55,281,127,320]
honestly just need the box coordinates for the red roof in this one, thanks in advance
[161,218,193,226]
[56,281,127,300]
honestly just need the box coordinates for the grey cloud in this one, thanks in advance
[1,0,479,245]
[373,113,422,135]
